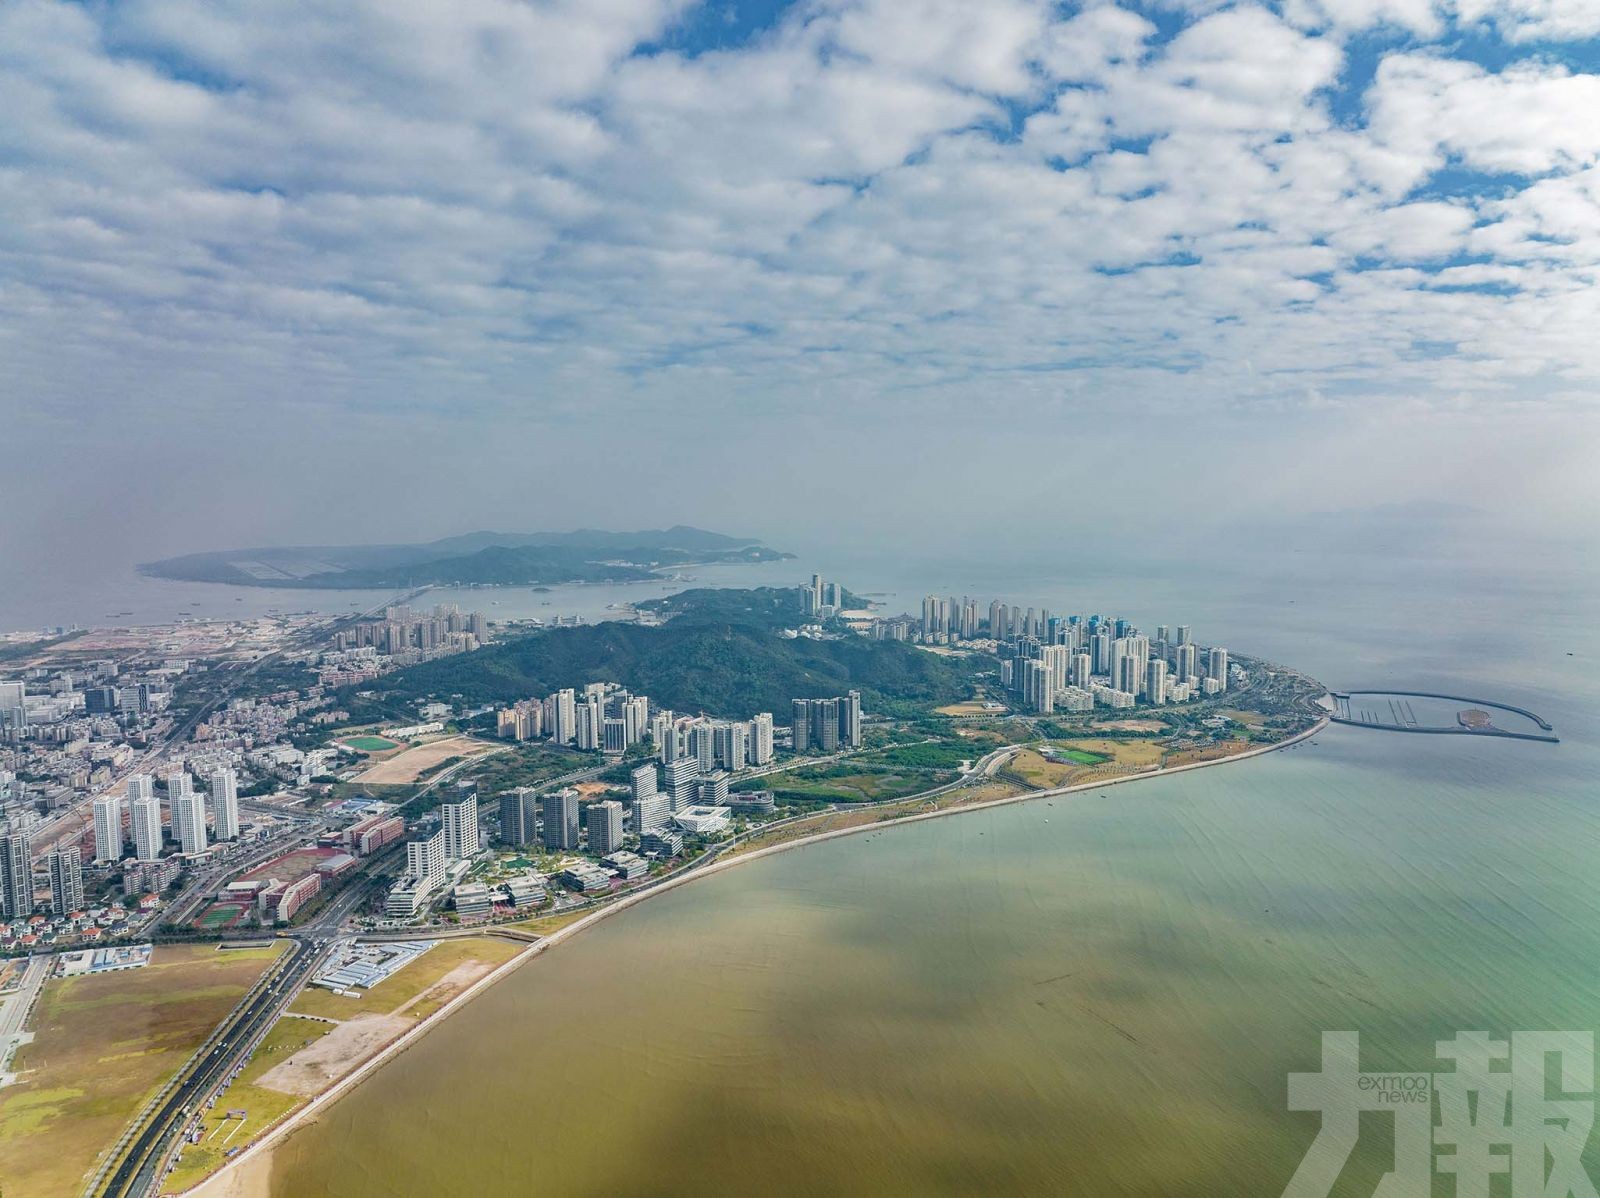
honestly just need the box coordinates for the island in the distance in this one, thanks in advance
[138,526,793,589]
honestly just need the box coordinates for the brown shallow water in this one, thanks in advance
[250,720,1600,1196]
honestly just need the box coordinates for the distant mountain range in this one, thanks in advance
[139,527,792,589]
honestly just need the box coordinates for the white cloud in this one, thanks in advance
[1368,54,1600,176]
[1451,0,1600,40]
[0,0,1597,475]
[1282,0,1444,35]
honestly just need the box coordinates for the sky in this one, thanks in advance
[2,0,1598,573]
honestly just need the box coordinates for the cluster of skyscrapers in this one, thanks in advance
[501,687,862,800]
[791,692,864,753]
[497,683,653,753]
[498,682,779,772]
[895,595,1232,714]
[803,574,845,618]
[1,826,84,919]
[987,611,1230,714]
[333,602,488,655]
[495,759,716,866]
[89,767,242,866]
[387,785,481,917]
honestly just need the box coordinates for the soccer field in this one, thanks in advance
[1054,748,1110,765]
[342,735,400,752]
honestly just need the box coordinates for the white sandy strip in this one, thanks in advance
[189,715,1330,1196]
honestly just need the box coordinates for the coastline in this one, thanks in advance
[190,712,1330,1196]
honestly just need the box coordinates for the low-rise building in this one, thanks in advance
[639,829,684,857]
[385,875,436,918]
[502,875,546,909]
[601,850,648,880]
[259,873,320,924]
[674,806,731,836]
[696,771,730,806]
[452,882,493,918]
[559,862,611,893]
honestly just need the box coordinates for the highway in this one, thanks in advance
[92,938,323,1198]
[58,590,426,1197]
[98,743,1028,1186]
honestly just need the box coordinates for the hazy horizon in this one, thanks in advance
[4,0,1599,581]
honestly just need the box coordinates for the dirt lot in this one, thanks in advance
[255,1015,410,1097]
[354,736,498,784]
[936,701,1004,716]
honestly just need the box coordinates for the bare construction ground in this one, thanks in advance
[255,1015,410,1097]
[354,736,497,784]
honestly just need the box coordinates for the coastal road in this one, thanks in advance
[93,938,324,1198]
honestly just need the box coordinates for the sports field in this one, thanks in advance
[0,943,285,1198]
[1051,747,1110,765]
[341,735,400,752]
[195,902,250,929]
[238,846,341,885]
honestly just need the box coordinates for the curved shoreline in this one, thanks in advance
[191,713,1331,1196]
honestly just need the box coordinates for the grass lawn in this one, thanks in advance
[857,741,974,770]
[287,937,522,1022]
[1051,747,1110,766]
[1058,738,1165,769]
[1164,739,1253,767]
[956,718,1037,745]
[341,735,400,752]
[1008,750,1082,788]
[506,908,593,938]
[0,943,285,1198]
[462,744,590,794]
[759,751,963,804]
[329,781,420,804]
[162,1016,332,1193]
[725,778,1031,858]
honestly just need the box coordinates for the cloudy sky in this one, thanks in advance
[3,0,1598,569]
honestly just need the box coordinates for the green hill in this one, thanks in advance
[635,585,867,629]
[374,616,984,718]
[139,526,791,588]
